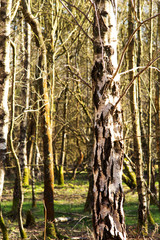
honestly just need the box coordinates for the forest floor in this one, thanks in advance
[1,172,160,240]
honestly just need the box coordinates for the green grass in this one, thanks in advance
[1,173,160,239]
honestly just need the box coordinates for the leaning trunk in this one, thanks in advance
[92,1,126,239]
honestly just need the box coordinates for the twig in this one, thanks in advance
[60,0,93,24]
[72,216,90,230]
[67,67,92,90]
[114,54,160,110]
[59,0,93,43]
[113,12,160,80]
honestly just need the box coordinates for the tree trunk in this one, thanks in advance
[91,1,126,239]
[137,0,148,162]
[19,7,31,187]
[128,1,148,234]
[9,41,27,239]
[21,1,56,237]
[58,85,68,185]
[156,1,160,209]
[0,0,12,238]
[147,0,153,213]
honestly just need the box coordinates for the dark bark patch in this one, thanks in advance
[96,193,100,216]
[104,45,114,57]
[101,10,108,17]
[94,144,99,171]
[99,16,108,35]
[94,41,103,54]
[111,161,114,182]
[100,112,104,125]
[104,214,111,231]
[95,125,98,141]
[91,60,103,82]
[114,141,121,153]
[113,110,119,122]
[93,89,100,109]
[118,184,123,224]
[104,134,111,162]
[107,60,114,75]
[112,83,116,95]
[103,127,105,138]
[101,148,107,176]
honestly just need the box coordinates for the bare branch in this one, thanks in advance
[58,0,94,43]
[114,54,160,110]
[113,12,160,81]
[60,0,93,24]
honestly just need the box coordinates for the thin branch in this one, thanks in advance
[60,0,93,24]
[11,0,21,22]
[114,55,160,110]
[130,0,141,23]
[112,12,160,80]
[68,67,92,90]
[119,66,160,75]
[58,0,94,43]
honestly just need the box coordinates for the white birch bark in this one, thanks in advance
[0,0,12,200]
[92,1,126,239]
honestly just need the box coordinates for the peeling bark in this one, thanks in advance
[92,1,126,239]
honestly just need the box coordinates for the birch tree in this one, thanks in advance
[0,0,12,238]
[19,7,31,186]
[128,1,148,234]
[91,0,126,239]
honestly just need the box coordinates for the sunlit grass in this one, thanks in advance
[1,173,160,239]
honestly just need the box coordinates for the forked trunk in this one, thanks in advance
[92,1,126,239]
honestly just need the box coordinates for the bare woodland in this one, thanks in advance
[0,0,160,239]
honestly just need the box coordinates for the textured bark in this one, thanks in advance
[147,0,153,211]
[156,1,160,208]
[21,1,56,236]
[0,0,11,238]
[92,1,126,239]
[128,1,148,234]
[19,10,31,186]
[0,0,11,194]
